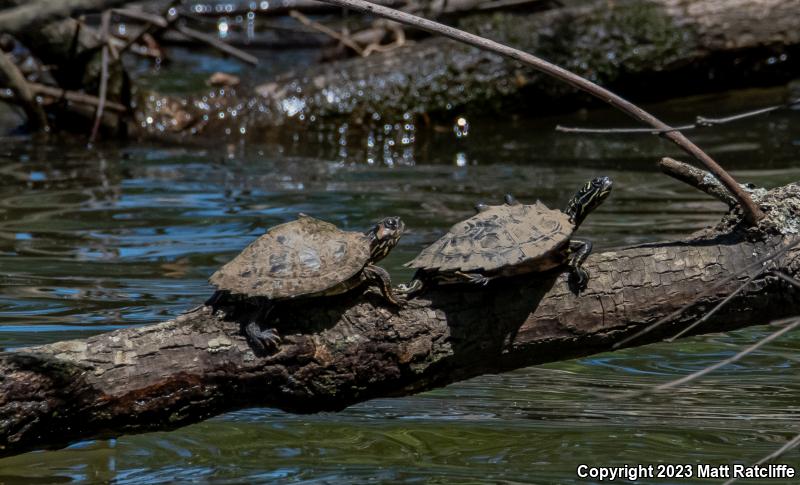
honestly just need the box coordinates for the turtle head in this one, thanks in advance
[566,176,612,227]
[366,216,405,263]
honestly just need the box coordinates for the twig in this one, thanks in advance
[772,270,800,289]
[90,10,111,143]
[612,238,800,349]
[722,433,800,485]
[117,2,178,55]
[112,8,168,28]
[556,99,800,134]
[113,6,258,65]
[312,0,764,225]
[614,317,800,402]
[0,50,48,131]
[289,9,364,56]
[24,82,126,112]
[664,268,773,342]
[659,157,738,207]
[362,23,406,57]
[173,24,258,66]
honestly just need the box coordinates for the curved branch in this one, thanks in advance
[310,0,764,225]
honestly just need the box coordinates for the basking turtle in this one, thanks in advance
[209,214,405,352]
[401,176,612,294]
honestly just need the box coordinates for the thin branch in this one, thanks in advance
[612,238,800,349]
[556,98,800,134]
[113,6,258,65]
[665,268,768,342]
[0,50,48,131]
[312,0,764,225]
[613,317,800,402]
[772,270,800,289]
[117,2,179,55]
[173,24,258,66]
[1,82,128,113]
[557,124,693,134]
[112,8,168,28]
[722,433,800,485]
[89,10,111,143]
[659,157,737,207]
[289,9,365,56]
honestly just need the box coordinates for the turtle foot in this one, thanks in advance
[568,267,589,294]
[464,272,491,286]
[244,321,282,354]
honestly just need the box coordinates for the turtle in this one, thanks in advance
[401,176,612,295]
[208,214,405,353]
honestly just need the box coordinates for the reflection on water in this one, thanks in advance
[1,87,799,483]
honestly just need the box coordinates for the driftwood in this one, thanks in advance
[2,178,800,458]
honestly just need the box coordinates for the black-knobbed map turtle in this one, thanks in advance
[401,176,612,294]
[209,214,404,352]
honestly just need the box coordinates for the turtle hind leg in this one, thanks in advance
[455,271,493,286]
[567,239,593,293]
[243,304,282,354]
[363,264,404,305]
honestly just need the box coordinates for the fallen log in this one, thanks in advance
[1,178,800,458]
[138,0,800,140]
[261,0,800,121]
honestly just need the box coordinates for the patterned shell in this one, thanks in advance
[407,201,574,272]
[209,215,371,299]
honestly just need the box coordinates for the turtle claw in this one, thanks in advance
[465,272,491,286]
[244,321,282,354]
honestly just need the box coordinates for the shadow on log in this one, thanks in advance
[2,179,800,458]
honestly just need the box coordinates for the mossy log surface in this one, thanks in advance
[137,0,800,139]
[2,182,800,458]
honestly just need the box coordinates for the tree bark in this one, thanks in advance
[2,180,800,458]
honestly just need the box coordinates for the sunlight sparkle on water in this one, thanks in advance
[454,117,470,138]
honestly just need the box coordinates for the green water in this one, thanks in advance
[1,86,799,484]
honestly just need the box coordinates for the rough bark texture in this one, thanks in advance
[2,181,800,458]
[136,0,800,140]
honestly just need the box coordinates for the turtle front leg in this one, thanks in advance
[364,264,404,305]
[567,239,593,293]
[244,304,282,354]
